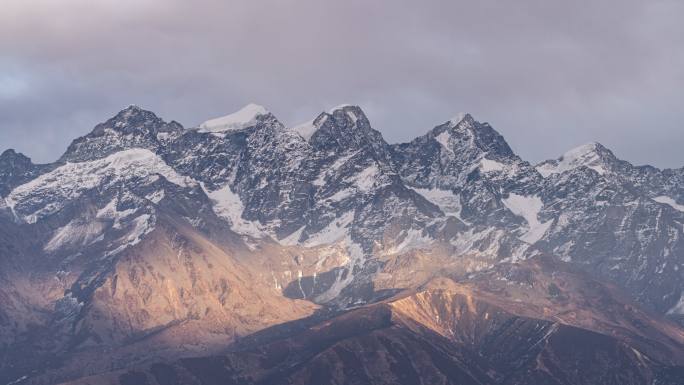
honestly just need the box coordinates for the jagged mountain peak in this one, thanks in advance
[120,103,144,114]
[0,148,30,162]
[0,149,35,176]
[306,104,390,153]
[564,142,614,159]
[97,105,170,133]
[327,103,354,113]
[431,112,514,159]
[0,149,42,196]
[290,113,326,141]
[389,112,527,195]
[82,104,183,138]
[59,105,183,163]
[536,141,618,177]
[326,104,366,122]
[290,105,368,142]
[326,105,369,131]
[198,103,273,133]
[447,111,473,126]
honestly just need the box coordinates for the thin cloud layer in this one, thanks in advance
[1,0,682,167]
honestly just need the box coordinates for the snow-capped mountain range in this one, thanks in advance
[1,104,683,384]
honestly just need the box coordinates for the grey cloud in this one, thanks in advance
[0,0,682,167]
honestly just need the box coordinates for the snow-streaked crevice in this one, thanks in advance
[97,197,138,229]
[102,213,155,257]
[450,227,509,258]
[312,150,359,187]
[44,218,106,252]
[667,291,684,315]
[278,226,305,246]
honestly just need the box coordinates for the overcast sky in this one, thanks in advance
[1,0,682,167]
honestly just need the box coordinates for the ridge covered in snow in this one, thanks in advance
[198,103,269,133]
[536,142,611,177]
[7,148,192,223]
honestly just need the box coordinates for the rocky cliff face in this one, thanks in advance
[0,104,682,384]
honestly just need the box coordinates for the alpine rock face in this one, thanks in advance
[0,104,683,384]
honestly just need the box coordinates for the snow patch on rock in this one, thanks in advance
[325,188,353,202]
[97,198,138,229]
[350,164,382,192]
[653,196,684,212]
[450,227,507,257]
[305,211,354,247]
[103,213,155,257]
[410,187,464,220]
[388,228,433,254]
[145,189,165,204]
[480,157,505,172]
[202,183,266,238]
[125,214,153,246]
[435,131,452,153]
[278,226,305,246]
[291,119,317,141]
[44,218,106,252]
[502,194,552,244]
